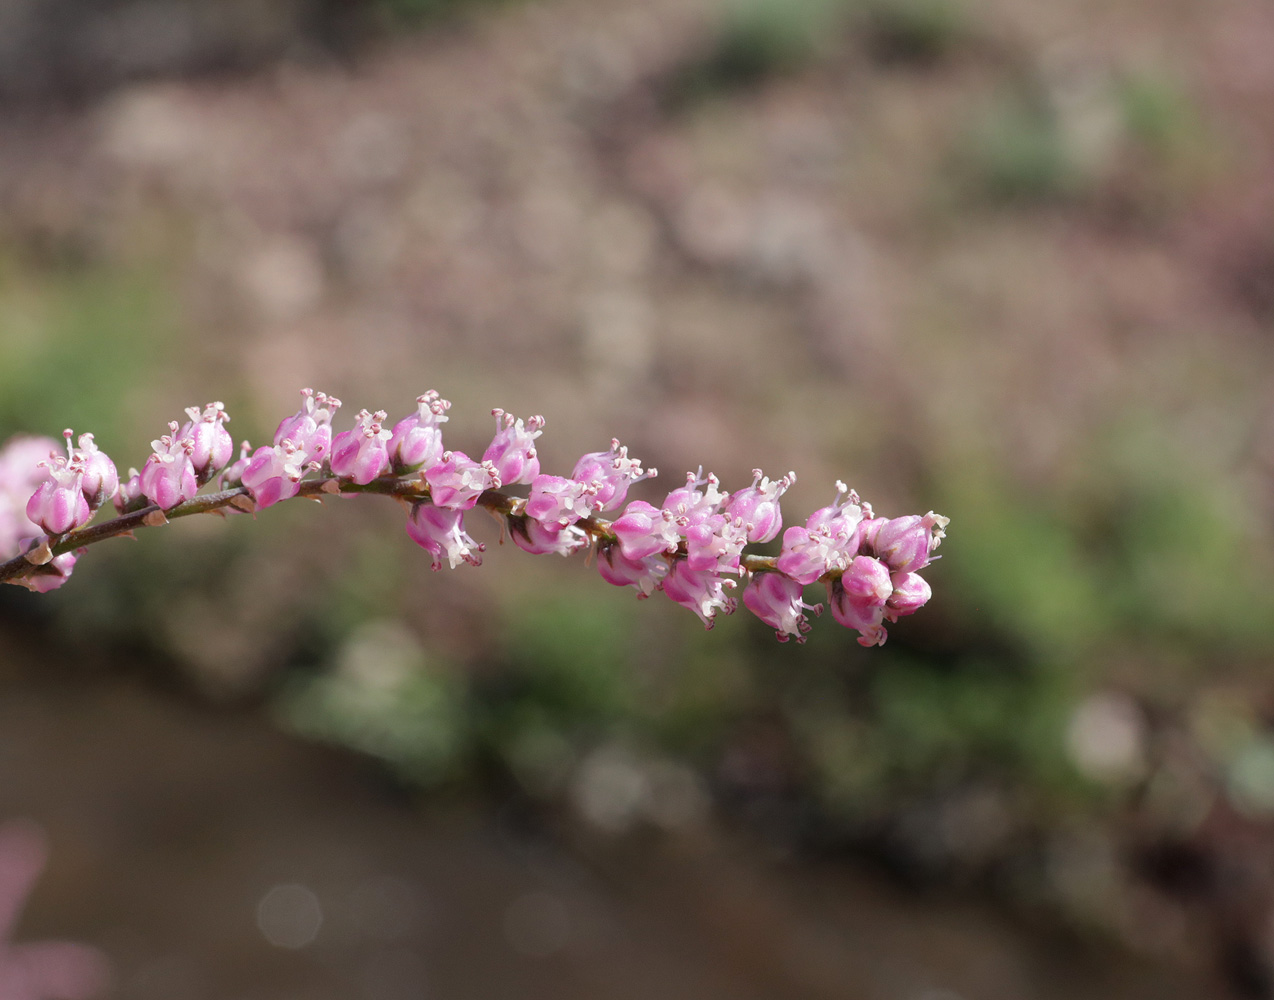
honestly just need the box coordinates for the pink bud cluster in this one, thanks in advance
[0,390,948,644]
[130,403,233,511]
[0,435,82,591]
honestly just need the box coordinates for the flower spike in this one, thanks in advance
[0,391,946,647]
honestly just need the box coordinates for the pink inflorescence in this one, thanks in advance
[0,389,948,644]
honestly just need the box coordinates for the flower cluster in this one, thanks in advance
[0,390,948,645]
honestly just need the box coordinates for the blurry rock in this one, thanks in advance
[99,84,201,170]
[240,236,326,321]
[1066,691,1148,785]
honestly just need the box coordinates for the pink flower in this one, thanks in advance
[662,561,736,629]
[571,439,655,514]
[25,436,91,535]
[178,402,232,485]
[724,469,795,544]
[775,481,863,584]
[425,451,499,510]
[683,513,749,575]
[775,526,841,585]
[139,422,198,510]
[509,515,589,557]
[742,572,821,642]
[886,571,932,618]
[330,409,392,485]
[827,577,888,647]
[25,476,89,536]
[274,388,341,464]
[406,502,483,569]
[20,551,80,593]
[388,391,449,472]
[525,474,599,527]
[66,432,118,511]
[483,409,544,487]
[870,512,950,573]
[0,436,59,558]
[841,555,892,608]
[662,468,726,528]
[240,441,308,509]
[596,541,668,597]
[803,480,866,540]
[611,500,681,561]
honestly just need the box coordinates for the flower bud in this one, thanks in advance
[827,577,888,647]
[425,451,499,510]
[275,388,341,463]
[406,502,483,569]
[139,423,198,510]
[26,463,91,535]
[483,409,544,487]
[596,540,669,596]
[180,403,233,485]
[21,550,79,592]
[871,511,949,573]
[27,430,101,535]
[684,513,748,575]
[526,474,597,527]
[68,432,118,510]
[742,571,821,643]
[662,561,737,629]
[725,469,795,544]
[611,500,681,561]
[804,480,864,545]
[241,441,307,508]
[841,555,892,607]
[776,526,843,585]
[389,391,449,472]
[886,571,932,618]
[662,468,725,527]
[330,409,392,485]
[572,439,655,514]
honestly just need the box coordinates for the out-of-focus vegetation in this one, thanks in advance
[669,0,969,102]
[953,69,1215,210]
[0,256,171,444]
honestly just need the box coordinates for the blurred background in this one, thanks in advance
[0,0,1272,996]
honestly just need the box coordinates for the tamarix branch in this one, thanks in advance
[0,390,948,645]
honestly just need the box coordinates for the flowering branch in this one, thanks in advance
[0,391,948,645]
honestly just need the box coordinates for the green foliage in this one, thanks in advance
[495,588,644,726]
[716,0,847,80]
[0,255,172,444]
[955,93,1080,205]
[667,0,850,103]
[868,657,1073,788]
[1089,415,1274,652]
[951,68,1213,210]
[280,619,469,783]
[937,466,1110,662]
[1116,72,1202,160]
[858,0,969,64]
